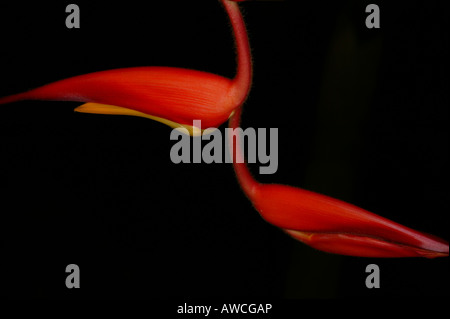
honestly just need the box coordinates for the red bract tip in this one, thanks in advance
[285,230,448,258]
[256,184,448,258]
[0,0,252,134]
[228,107,448,258]
[0,67,235,128]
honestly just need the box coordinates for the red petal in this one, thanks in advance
[0,67,236,128]
[251,184,448,256]
[1,1,252,131]
[285,230,448,258]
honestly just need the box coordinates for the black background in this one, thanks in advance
[0,0,448,301]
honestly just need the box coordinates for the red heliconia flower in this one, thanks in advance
[0,0,251,136]
[1,0,447,258]
[228,106,448,258]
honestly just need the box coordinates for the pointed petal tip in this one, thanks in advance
[0,92,27,105]
[249,184,448,258]
[285,229,448,258]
